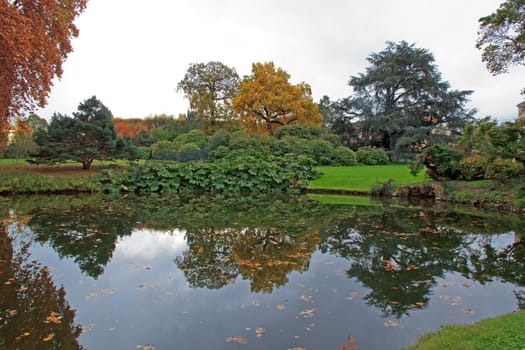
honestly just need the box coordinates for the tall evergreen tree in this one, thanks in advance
[337,41,475,158]
[33,96,136,170]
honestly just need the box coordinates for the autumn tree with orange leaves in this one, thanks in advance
[0,0,87,144]
[233,62,323,136]
[113,118,148,139]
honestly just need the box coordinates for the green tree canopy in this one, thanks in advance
[33,96,137,170]
[476,0,525,94]
[336,41,475,158]
[177,62,240,133]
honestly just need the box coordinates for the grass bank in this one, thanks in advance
[308,164,429,192]
[401,310,525,350]
[0,159,126,194]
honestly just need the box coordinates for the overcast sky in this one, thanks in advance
[36,0,524,122]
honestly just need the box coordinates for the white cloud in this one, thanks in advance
[37,0,524,121]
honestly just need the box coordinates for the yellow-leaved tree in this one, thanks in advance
[233,62,323,135]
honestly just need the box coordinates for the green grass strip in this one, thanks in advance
[308,164,429,192]
[401,310,525,350]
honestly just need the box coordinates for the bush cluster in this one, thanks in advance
[412,144,524,181]
[146,126,361,166]
[96,153,320,195]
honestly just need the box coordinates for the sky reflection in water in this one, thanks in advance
[2,195,525,350]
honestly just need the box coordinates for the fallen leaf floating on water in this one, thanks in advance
[277,304,286,310]
[6,309,17,317]
[384,320,400,328]
[44,311,62,324]
[439,295,461,305]
[85,292,97,300]
[252,300,261,307]
[42,333,55,342]
[383,260,398,271]
[346,292,359,301]
[299,295,313,303]
[255,328,265,338]
[297,308,316,318]
[407,301,426,308]
[99,288,116,295]
[226,336,247,344]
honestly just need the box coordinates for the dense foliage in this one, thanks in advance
[97,153,320,195]
[177,62,240,132]
[412,118,525,180]
[233,62,323,135]
[329,41,475,158]
[0,0,87,141]
[476,0,525,94]
[32,96,137,170]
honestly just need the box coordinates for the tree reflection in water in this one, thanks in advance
[319,207,525,318]
[5,194,525,320]
[0,223,83,349]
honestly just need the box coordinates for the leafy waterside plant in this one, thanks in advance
[96,153,320,195]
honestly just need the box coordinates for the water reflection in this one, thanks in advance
[319,207,525,318]
[0,223,83,349]
[1,194,525,349]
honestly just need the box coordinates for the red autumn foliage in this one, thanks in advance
[112,118,149,138]
[0,0,87,138]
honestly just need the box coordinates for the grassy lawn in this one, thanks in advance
[401,310,525,350]
[308,164,430,192]
[0,159,132,194]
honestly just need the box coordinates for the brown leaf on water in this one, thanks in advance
[346,292,359,301]
[439,295,461,305]
[276,304,286,310]
[299,295,313,303]
[42,333,55,342]
[255,328,265,338]
[226,336,247,344]
[6,309,17,317]
[44,311,62,324]
[297,308,316,318]
[384,320,399,328]
[99,288,116,295]
[85,292,97,300]
[252,300,261,307]
[337,336,361,350]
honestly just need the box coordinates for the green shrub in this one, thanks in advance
[370,179,395,197]
[332,146,357,166]
[174,129,208,149]
[179,143,200,152]
[151,140,178,157]
[411,145,464,180]
[136,146,152,159]
[96,153,320,195]
[208,128,231,150]
[209,145,230,159]
[486,158,524,180]
[459,156,487,180]
[356,147,389,165]
[273,125,321,140]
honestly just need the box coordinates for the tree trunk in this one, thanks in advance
[82,158,93,170]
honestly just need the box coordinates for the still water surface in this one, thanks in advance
[1,194,524,349]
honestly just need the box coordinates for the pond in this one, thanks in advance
[1,194,524,350]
